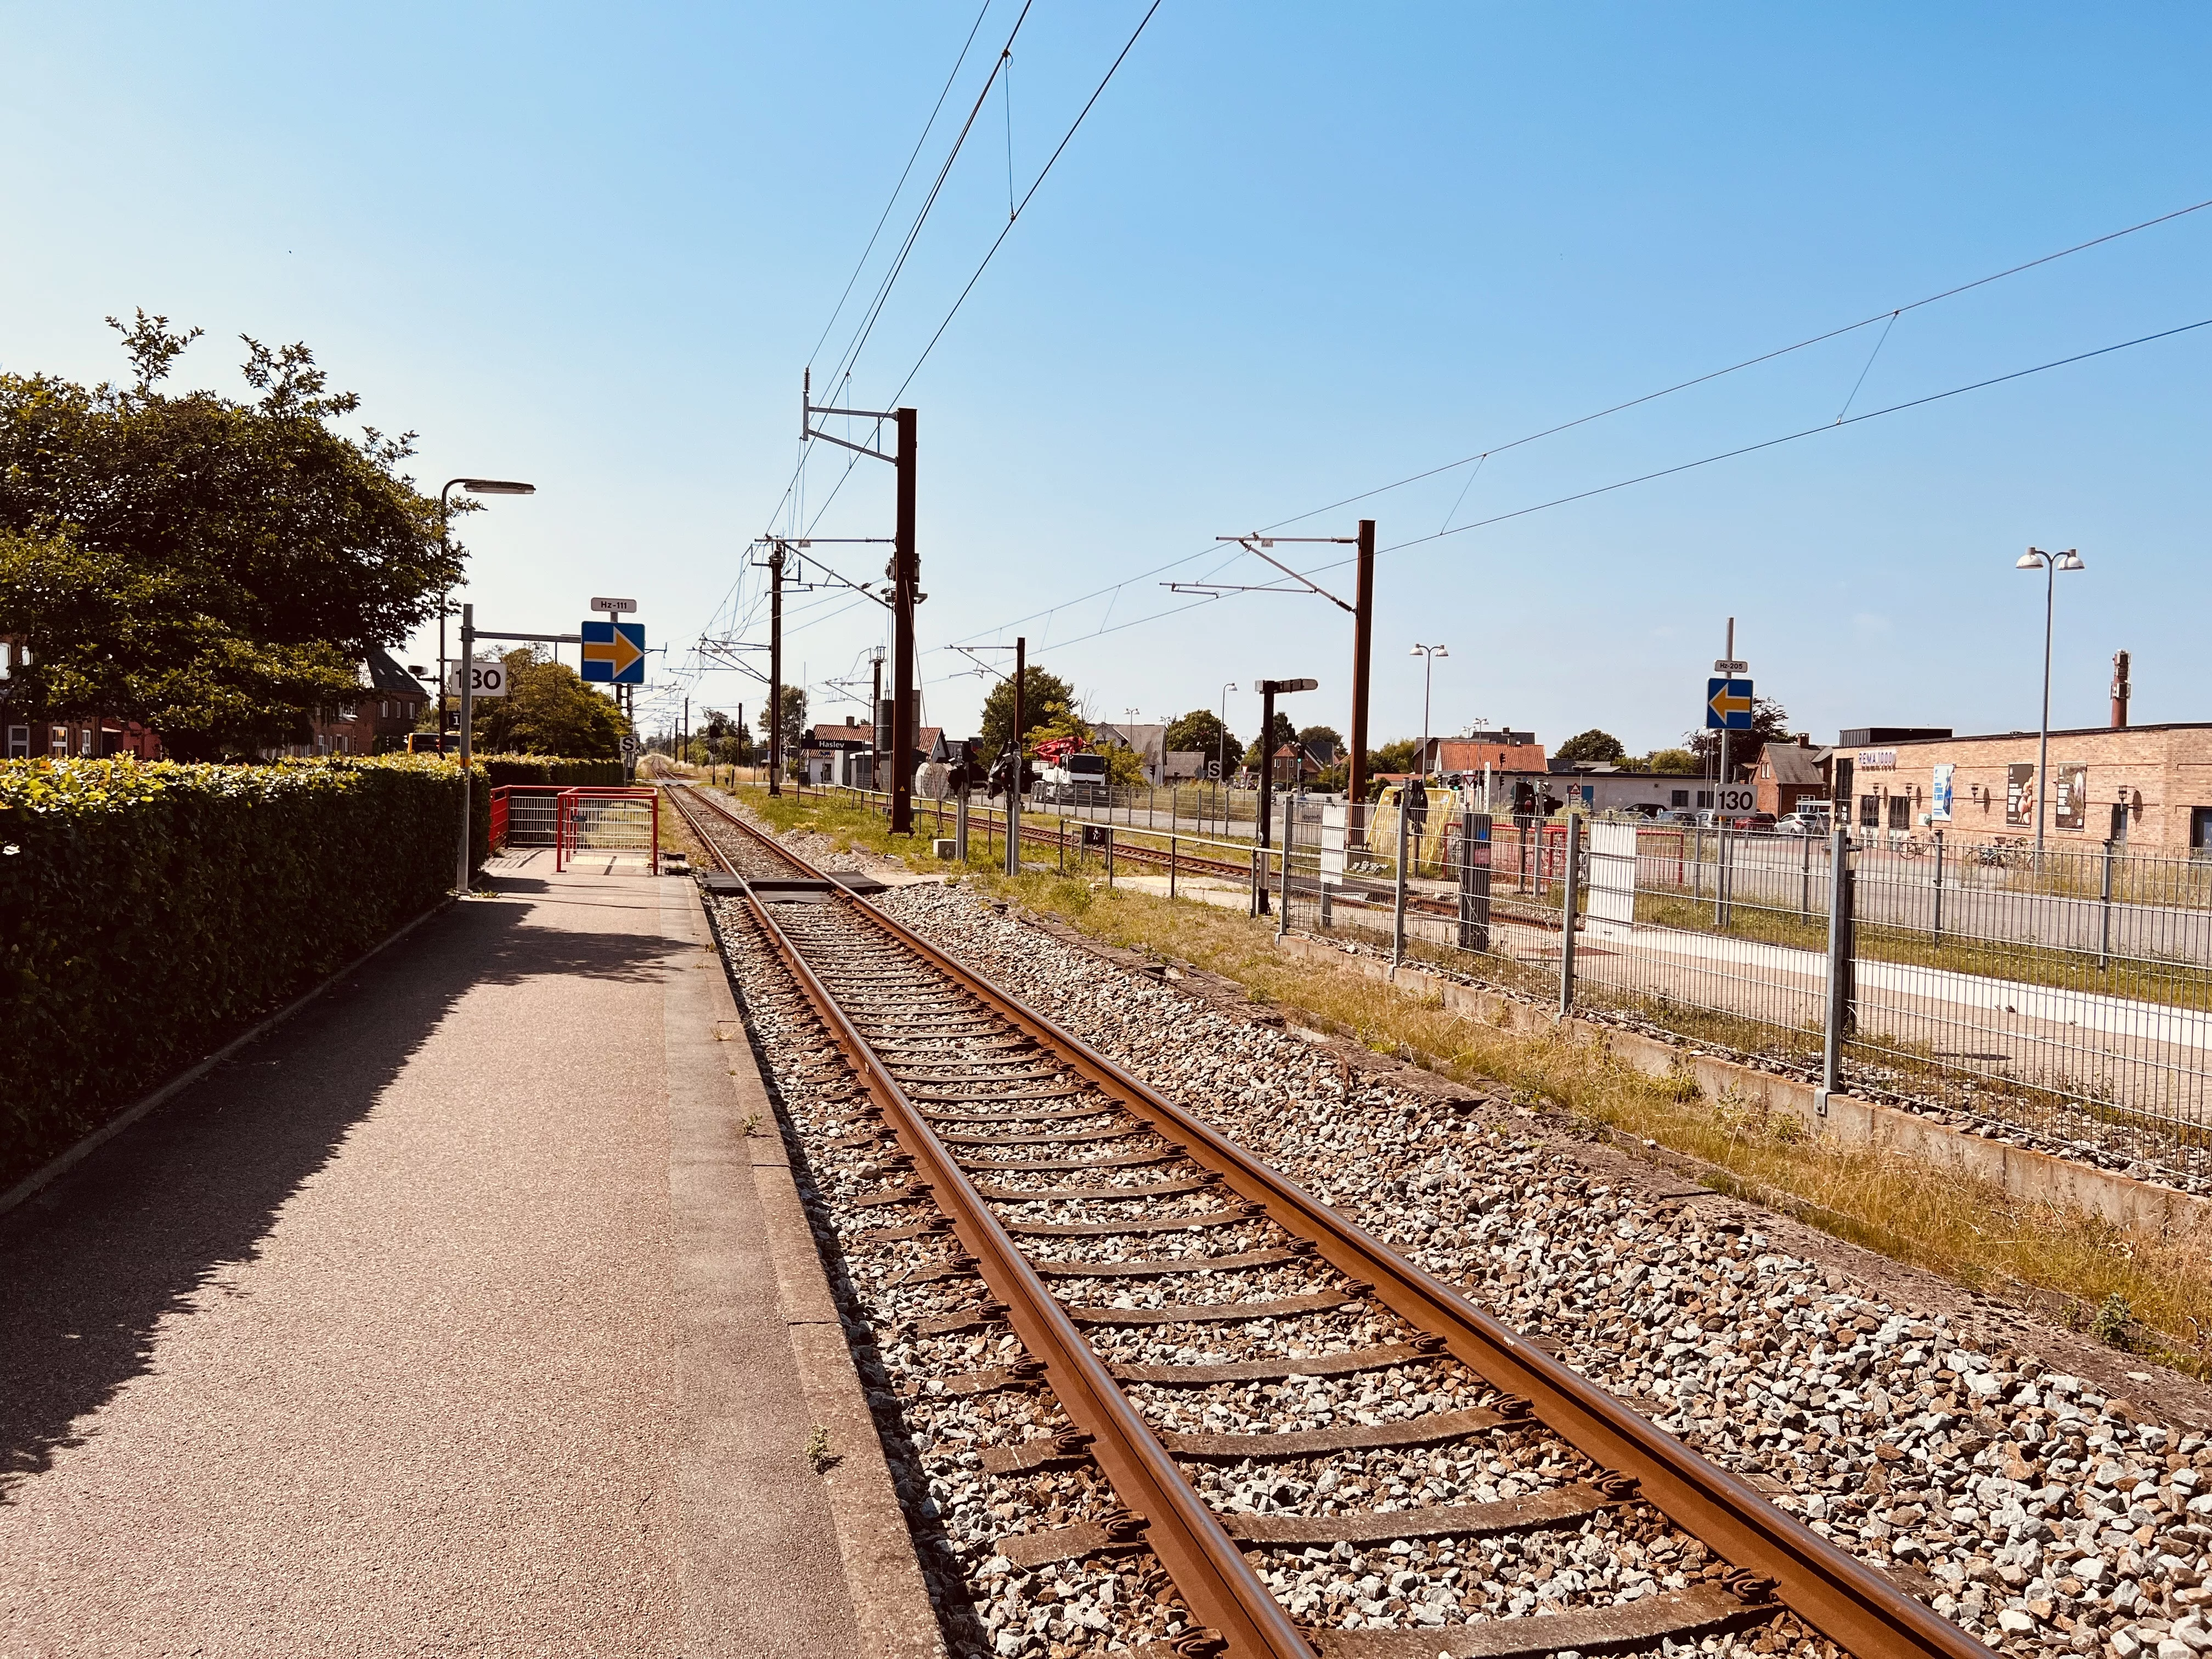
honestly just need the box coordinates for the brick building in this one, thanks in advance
[285,647,435,758]
[1422,730,1547,777]
[1751,739,1833,817]
[2,639,162,759]
[1842,722,2212,855]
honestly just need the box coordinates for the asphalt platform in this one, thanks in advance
[0,858,933,1658]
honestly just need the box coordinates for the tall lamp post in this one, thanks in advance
[1217,681,1237,831]
[1409,642,1448,778]
[436,477,537,740]
[2017,546,2086,853]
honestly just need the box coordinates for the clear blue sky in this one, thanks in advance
[4,4,2207,755]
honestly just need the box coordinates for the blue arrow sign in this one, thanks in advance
[582,620,647,684]
[1705,678,1754,731]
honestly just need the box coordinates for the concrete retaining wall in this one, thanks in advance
[1272,932,2208,1237]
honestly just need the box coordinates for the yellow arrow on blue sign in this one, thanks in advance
[1706,677,1754,730]
[582,620,646,684]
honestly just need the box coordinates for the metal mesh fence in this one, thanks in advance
[1282,804,2212,1149]
[808,779,2211,1145]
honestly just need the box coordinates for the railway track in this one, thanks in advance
[666,783,1981,1659]
[860,796,1540,927]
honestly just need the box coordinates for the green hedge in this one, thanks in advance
[476,754,627,787]
[0,754,487,1190]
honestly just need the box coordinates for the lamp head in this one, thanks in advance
[2017,551,2046,569]
[2058,550,2086,571]
[461,478,536,495]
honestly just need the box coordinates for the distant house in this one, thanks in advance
[1269,738,1339,788]
[799,716,941,787]
[286,646,435,758]
[1424,730,1547,777]
[1091,721,1166,785]
[1753,740,1832,817]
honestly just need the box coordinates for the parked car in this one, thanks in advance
[1774,811,1831,837]
[1725,811,1778,833]
[1654,808,1700,827]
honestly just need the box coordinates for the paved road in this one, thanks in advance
[0,862,864,1658]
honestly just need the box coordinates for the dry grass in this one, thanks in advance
[754,787,2212,1372]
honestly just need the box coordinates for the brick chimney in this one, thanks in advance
[2111,650,2131,729]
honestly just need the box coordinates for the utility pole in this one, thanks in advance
[1349,518,1376,816]
[768,543,785,796]
[1006,636,1024,876]
[1717,617,1735,811]
[891,407,918,834]
[793,379,918,822]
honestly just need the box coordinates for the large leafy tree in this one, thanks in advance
[1164,708,1239,777]
[775,685,810,763]
[1554,728,1628,765]
[1241,710,1297,770]
[461,650,628,758]
[978,664,1077,757]
[0,313,459,758]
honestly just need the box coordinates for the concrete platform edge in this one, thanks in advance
[0,896,454,1222]
[696,889,947,1659]
[1273,930,2208,1235]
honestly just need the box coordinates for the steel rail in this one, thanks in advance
[684,798,1311,1657]
[668,784,1985,1659]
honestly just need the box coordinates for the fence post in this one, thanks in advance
[1558,814,1582,1017]
[1931,828,1945,943]
[1249,846,1261,918]
[955,786,969,864]
[1693,823,1705,903]
[1106,827,1115,888]
[1717,823,1733,927]
[2099,838,2115,969]
[1820,826,1855,1106]
[1169,835,1177,901]
[1458,808,1492,952]
[1277,806,1292,940]
[1390,798,1410,975]
[1799,830,1813,919]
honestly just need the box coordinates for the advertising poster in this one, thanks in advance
[2006,763,2036,827]
[1931,763,1954,823]
[2055,765,2089,832]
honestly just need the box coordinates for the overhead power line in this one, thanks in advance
[804,0,998,376]
[818,1,1039,402]
[943,311,2212,666]
[1263,193,2212,535]
[945,190,2212,650]
[1373,313,2212,558]
[886,0,1166,409]
[774,0,1167,548]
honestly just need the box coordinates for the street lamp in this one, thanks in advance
[437,478,537,738]
[1218,682,1238,822]
[1409,643,1449,778]
[2016,546,2086,853]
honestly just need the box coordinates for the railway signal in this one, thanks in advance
[1252,676,1317,917]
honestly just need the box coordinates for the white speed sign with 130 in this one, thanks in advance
[448,660,508,697]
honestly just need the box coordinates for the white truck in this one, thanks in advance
[1037,751,1109,805]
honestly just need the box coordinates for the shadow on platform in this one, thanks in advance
[0,884,675,1502]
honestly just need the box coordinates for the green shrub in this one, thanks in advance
[0,754,487,1189]
[474,754,627,787]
